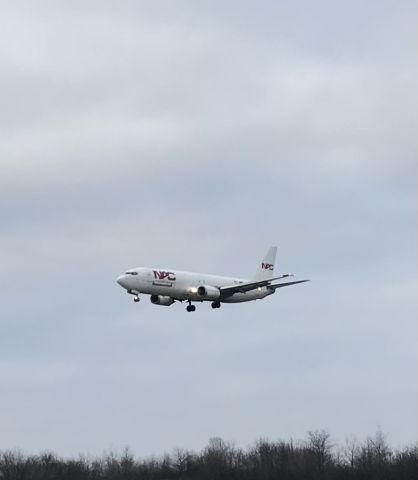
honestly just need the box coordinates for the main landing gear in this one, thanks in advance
[186,301,221,311]
[186,301,196,312]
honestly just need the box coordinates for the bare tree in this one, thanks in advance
[307,429,333,472]
[343,435,360,468]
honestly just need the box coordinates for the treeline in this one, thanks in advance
[0,430,416,479]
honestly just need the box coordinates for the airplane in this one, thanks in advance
[116,246,308,312]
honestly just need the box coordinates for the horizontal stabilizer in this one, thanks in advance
[267,280,309,290]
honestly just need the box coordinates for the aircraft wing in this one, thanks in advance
[220,274,297,296]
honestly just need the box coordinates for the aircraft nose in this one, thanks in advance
[117,275,128,288]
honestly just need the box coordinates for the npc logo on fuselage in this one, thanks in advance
[262,263,274,271]
[153,270,176,281]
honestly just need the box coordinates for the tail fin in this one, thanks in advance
[253,246,277,281]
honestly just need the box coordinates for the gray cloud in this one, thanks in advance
[0,0,416,456]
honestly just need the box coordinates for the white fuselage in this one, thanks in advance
[117,267,274,303]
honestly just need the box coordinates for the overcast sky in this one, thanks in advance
[0,0,416,458]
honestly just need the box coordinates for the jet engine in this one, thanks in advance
[150,295,175,306]
[197,285,221,300]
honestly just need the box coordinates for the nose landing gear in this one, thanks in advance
[128,290,140,303]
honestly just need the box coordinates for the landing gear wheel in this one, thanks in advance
[133,296,140,303]
[211,301,221,309]
[186,304,196,312]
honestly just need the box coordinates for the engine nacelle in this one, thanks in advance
[197,285,221,300]
[150,295,175,306]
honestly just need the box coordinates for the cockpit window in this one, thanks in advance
[125,271,138,275]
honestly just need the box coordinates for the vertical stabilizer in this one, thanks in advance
[253,246,277,281]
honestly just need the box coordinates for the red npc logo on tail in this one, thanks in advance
[262,263,274,271]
